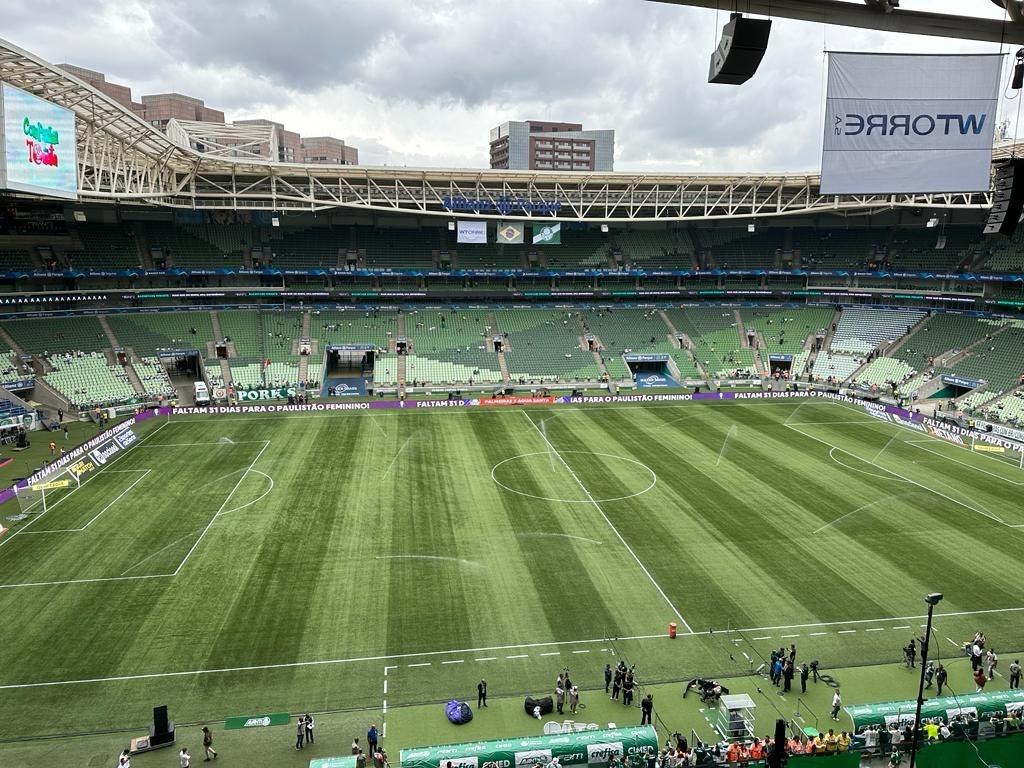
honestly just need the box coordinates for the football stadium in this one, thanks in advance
[1,3,1024,768]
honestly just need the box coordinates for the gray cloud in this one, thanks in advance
[0,0,1014,173]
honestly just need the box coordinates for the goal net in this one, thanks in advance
[968,435,1024,470]
[13,464,83,519]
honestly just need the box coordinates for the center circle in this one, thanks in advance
[490,451,657,503]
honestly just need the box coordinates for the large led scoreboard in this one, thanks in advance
[0,82,78,200]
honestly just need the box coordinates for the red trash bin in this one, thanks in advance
[668,621,677,639]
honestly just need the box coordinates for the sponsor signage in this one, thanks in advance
[941,374,982,389]
[330,382,364,397]
[30,479,70,492]
[88,440,121,466]
[224,712,291,730]
[114,428,138,449]
[400,727,656,768]
[443,195,561,215]
[847,690,1024,730]
[636,373,672,389]
[821,53,1001,194]
[457,221,487,244]
[236,387,299,401]
[623,354,669,363]
[2,378,34,391]
[309,759,358,768]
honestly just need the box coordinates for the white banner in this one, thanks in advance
[457,220,487,244]
[821,53,1002,195]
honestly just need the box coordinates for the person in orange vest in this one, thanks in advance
[973,666,987,692]
[749,739,764,760]
[788,737,804,754]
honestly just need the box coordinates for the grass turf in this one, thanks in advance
[0,398,1020,763]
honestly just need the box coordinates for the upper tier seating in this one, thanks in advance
[888,313,994,372]
[665,307,755,377]
[67,223,141,269]
[3,316,108,355]
[581,308,701,380]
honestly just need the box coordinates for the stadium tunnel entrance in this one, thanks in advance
[324,344,374,397]
[624,353,679,389]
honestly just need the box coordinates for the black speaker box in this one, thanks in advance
[709,13,772,85]
[153,705,169,734]
[984,159,1024,237]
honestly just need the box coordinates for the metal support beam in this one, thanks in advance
[647,0,1024,44]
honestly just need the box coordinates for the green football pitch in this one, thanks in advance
[0,398,1021,747]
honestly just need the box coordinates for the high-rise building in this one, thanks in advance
[57,64,137,110]
[301,136,359,165]
[135,93,225,132]
[489,120,614,171]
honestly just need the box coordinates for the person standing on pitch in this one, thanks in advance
[936,664,948,695]
[179,746,191,768]
[605,664,613,694]
[640,694,653,725]
[986,649,999,681]
[305,713,315,745]
[1009,659,1022,689]
[478,679,487,708]
[201,726,217,761]
[923,661,935,689]
[569,685,580,715]
[783,659,794,693]
[368,725,378,755]
[611,668,622,700]
[800,663,809,694]
[296,716,306,750]
[623,672,635,707]
[830,690,842,721]
[555,680,566,715]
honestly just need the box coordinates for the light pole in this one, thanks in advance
[909,593,943,768]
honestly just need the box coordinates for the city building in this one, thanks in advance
[301,136,359,165]
[489,120,615,171]
[57,64,357,164]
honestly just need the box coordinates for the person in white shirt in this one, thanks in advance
[118,749,131,768]
[830,691,842,720]
[179,747,191,768]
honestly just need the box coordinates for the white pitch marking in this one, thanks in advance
[172,441,271,576]
[813,493,914,534]
[506,654,528,659]
[572,650,590,654]
[946,637,960,647]
[218,471,274,516]
[780,634,800,639]
[120,527,205,576]
[381,434,415,479]
[441,660,465,665]
[539,652,561,657]
[407,663,431,668]
[138,440,267,447]
[809,632,828,637]
[837,630,857,634]
[893,626,911,630]
[383,680,388,694]
[904,440,1024,486]
[716,424,738,467]
[6,605,1024,689]
[375,555,481,568]
[517,532,603,545]
[865,628,885,633]
[522,410,691,632]
[382,700,387,714]
[752,636,771,641]
[77,470,152,530]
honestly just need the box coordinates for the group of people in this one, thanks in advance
[555,671,582,715]
[606,662,638,706]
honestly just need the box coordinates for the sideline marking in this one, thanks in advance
[521,410,691,633]
[2,605,1022,690]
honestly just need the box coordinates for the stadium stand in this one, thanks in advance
[135,356,175,399]
[2,316,109,355]
[312,309,396,348]
[265,227,343,269]
[740,306,833,376]
[811,353,864,382]
[45,353,136,408]
[107,311,216,356]
[406,310,503,385]
[146,222,232,268]
[946,326,1024,396]
[581,308,701,380]
[887,313,994,372]
[665,307,755,377]
[851,357,916,389]
[984,390,1024,425]
[615,229,693,268]
[498,310,603,384]
[0,248,35,271]
[66,223,141,269]
[360,228,435,269]
[829,307,925,355]
[702,227,786,269]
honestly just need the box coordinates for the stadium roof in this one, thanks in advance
[0,35,1008,222]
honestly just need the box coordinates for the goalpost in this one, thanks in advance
[967,434,1024,470]
[13,465,83,519]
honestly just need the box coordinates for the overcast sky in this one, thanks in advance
[4,0,1020,172]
